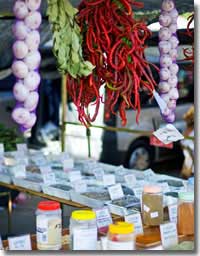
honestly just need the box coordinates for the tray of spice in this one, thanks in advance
[42,184,72,200]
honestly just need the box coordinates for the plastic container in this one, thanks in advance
[187,177,194,192]
[107,222,135,250]
[142,185,163,226]
[36,201,62,250]
[177,192,194,235]
[69,210,97,250]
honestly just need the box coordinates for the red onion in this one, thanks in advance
[12,0,42,132]
[157,0,179,123]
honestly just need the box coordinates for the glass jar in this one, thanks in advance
[142,185,163,226]
[187,177,194,192]
[177,192,194,235]
[69,210,97,250]
[107,222,135,250]
[36,201,62,250]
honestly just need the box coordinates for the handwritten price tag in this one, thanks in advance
[8,234,32,250]
[63,158,74,171]
[73,180,87,193]
[94,207,112,229]
[68,171,82,183]
[40,165,52,174]
[108,183,124,201]
[160,222,178,249]
[153,124,184,145]
[103,174,115,187]
[93,168,104,180]
[125,212,143,235]
[17,143,28,153]
[42,172,57,185]
[124,174,136,187]
[168,205,177,223]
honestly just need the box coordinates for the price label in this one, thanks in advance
[150,135,173,149]
[8,234,32,250]
[0,144,4,154]
[143,169,156,179]
[0,236,3,250]
[133,187,143,200]
[159,182,170,193]
[103,174,115,187]
[168,205,177,223]
[40,165,52,174]
[32,155,46,166]
[11,165,26,178]
[60,152,70,161]
[68,171,82,183]
[73,180,87,193]
[17,156,29,165]
[93,168,104,180]
[160,222,178,249]
[125,213,143,235]
[42,172,57,185]
[108,183,124,201]
[153,124,184,145]
[17,143,28,153]
[63,158,74,171]
[124,174,136,187]
[94,207,112,229]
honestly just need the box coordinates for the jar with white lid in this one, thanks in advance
[36,201,62,250]
[142,185,163,226]
[69,210,97,250]
[107,222,135,250]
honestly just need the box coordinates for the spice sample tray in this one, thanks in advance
[107,195,141,216]
[42,184,72,200]
[70,189,111,209]
[12,176,43,192]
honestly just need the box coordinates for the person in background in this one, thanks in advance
[181,105,194,178]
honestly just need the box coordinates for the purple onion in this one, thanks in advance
[11,0,42,131]
[157,0,179,123]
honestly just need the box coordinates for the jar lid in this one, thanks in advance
[71,210,96,221]
[109,222,134,234]
[143,185,162,193]
[38,201,60,211]
[178,192,194,201]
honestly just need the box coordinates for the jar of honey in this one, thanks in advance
[177,192,194,235]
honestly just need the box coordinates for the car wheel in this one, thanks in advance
[126,140,154,170]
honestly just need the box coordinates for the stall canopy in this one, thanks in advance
[0,0,194,76]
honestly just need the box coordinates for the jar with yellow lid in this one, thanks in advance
[107,222,135,250]
[69,210,97,250]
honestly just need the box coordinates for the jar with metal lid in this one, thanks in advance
[69,210,97,250]
[36,201,62,250]
[142,185,163,226]
[107,222,135,250]
[177,192,194,235]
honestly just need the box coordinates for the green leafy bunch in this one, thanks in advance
[47,0,95,78]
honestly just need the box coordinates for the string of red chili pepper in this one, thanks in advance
[66,0,158,126]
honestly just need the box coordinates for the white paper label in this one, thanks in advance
[17,156,29,165]
[42,173,57,185]
[153,124,184,145]
[160,222,178,249]
[168,205,177,223]
[60,152,70,161]
[73,179,87,193]
[108,183,124,201]
[133,187,143,200]
[32,155,46,165]
[37,218,48,244]
[124,174,136,187]
[73,228,97,250]
[143,204,150,213]
[0,236,3,250]
[125,213,143,235]
[63,158,74,171]
[93,168,104,180]
[107,240,134,250]
[0,144,4,154]
[17,143,28,153]
[40,165,52,174]
[68,171,81,183]
[153,90,167,113]
[12,165,26,178]
[151,211,159,218]
[94,207,112,229]
[103,174,115,187]
[8,234,32,250]
[159,182,170,193]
